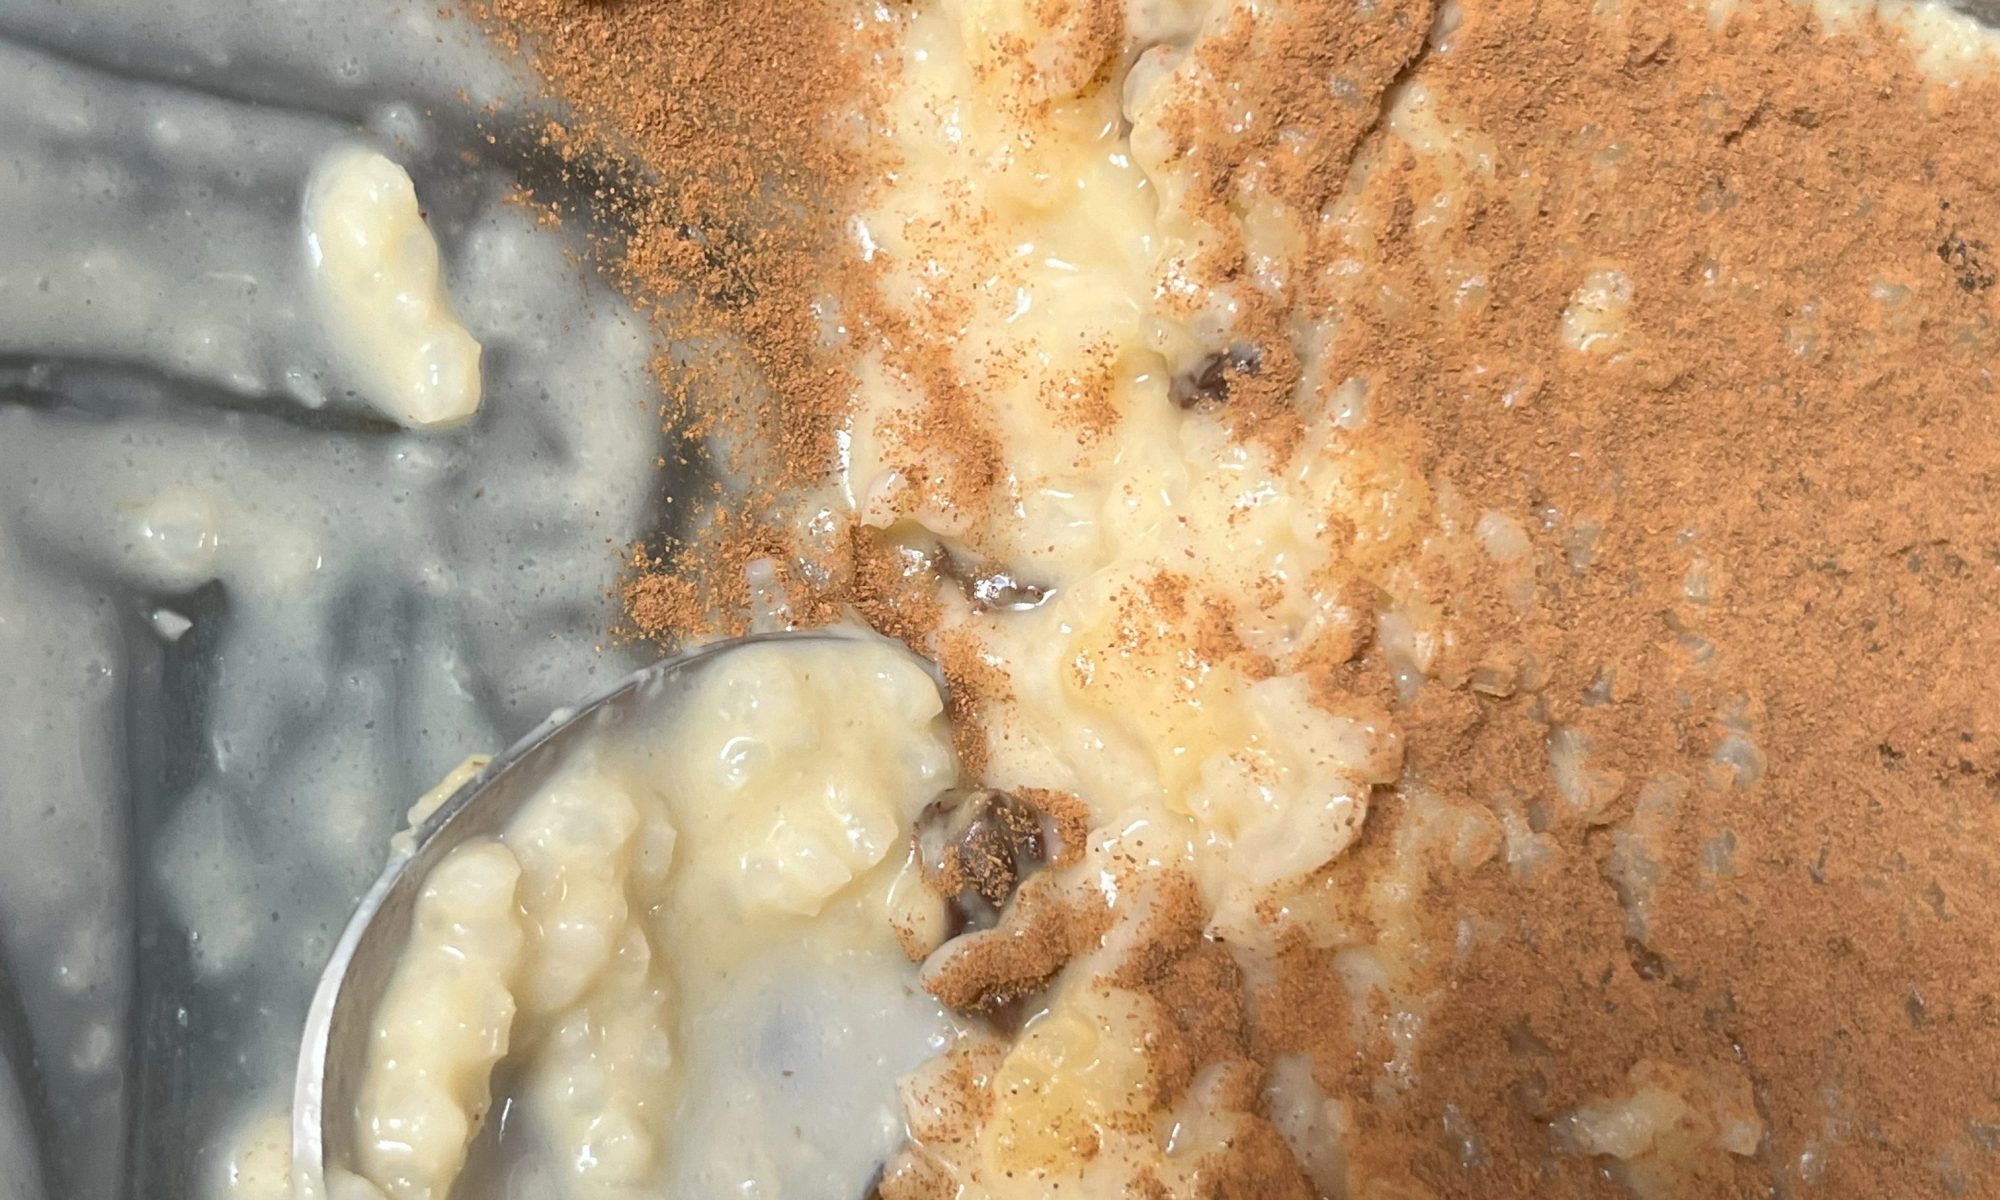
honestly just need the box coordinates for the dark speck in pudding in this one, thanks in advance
[915,787,1050,935]
[1169,343,1262,410]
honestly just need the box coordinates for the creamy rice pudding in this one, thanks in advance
[490,0,2000,1194]
[3,0,1999,1198]
[312,0,2000,1195]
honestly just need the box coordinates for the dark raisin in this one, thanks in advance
[936,547,1051,612]
[914,788,1050,932]
[1937,201,1997,294]
[1625,935,1671,982]
[968,569,1048,612]
[1171,344,1263,410]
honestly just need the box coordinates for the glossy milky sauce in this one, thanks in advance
[0,7,666,1198]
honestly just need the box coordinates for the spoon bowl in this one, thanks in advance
[290,630,862,1200]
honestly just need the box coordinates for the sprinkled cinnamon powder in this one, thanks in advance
[479,0,2000,1195]
[1268,3,2000,1194]
[476,0,886,640]
[921,876,1110,1014]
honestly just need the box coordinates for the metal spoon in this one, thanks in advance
[289,630,871,1200]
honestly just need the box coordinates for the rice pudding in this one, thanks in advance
[311,0,2000,1195]
[3,0,1998,1197]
